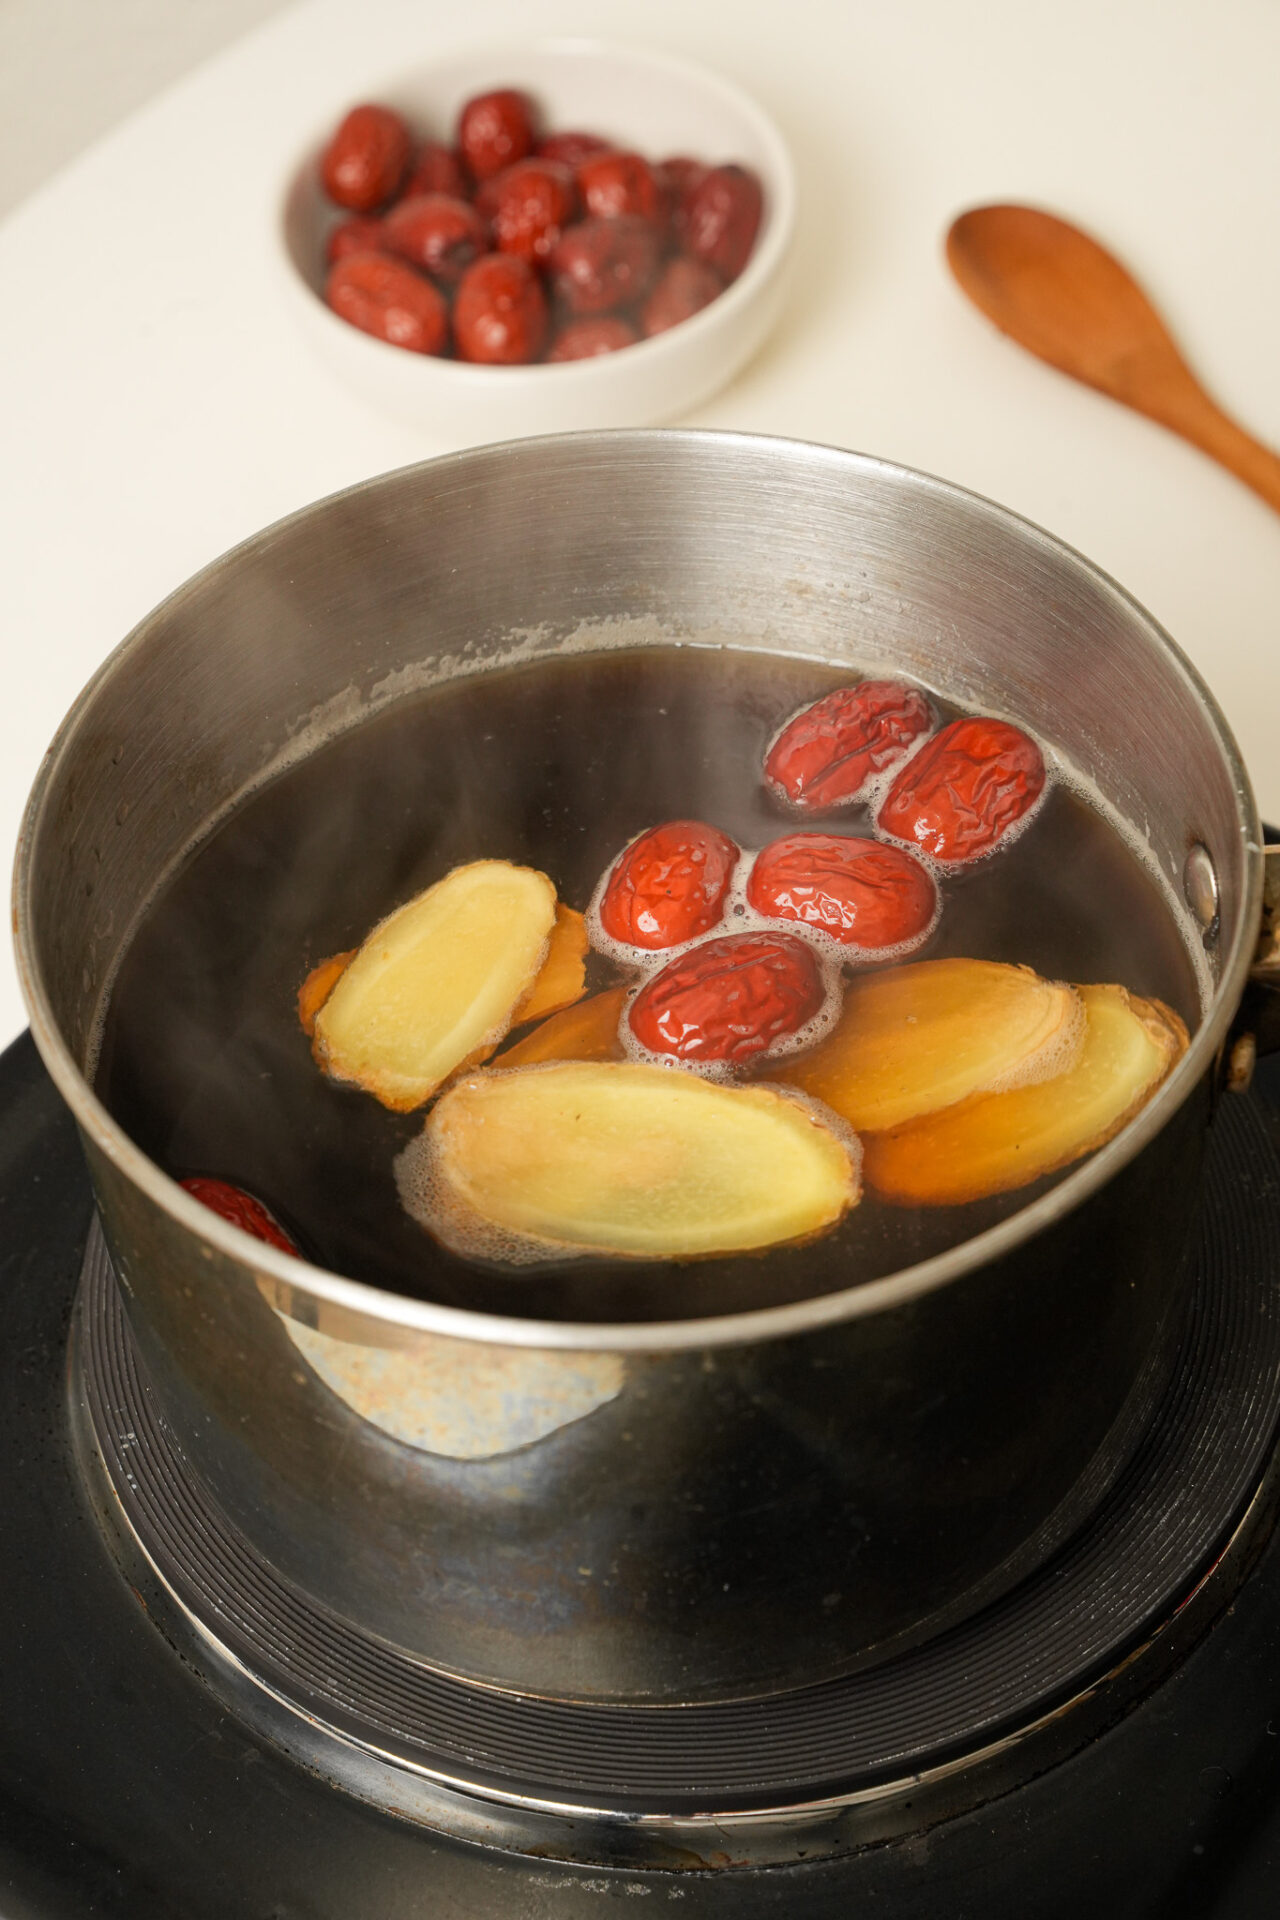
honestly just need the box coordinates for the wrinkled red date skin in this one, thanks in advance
[747,834,937,949]
[453,253,548,363]
[577,150,665,221]
[599,820,739,950]
[325,253,449,354]
[628,932,826,1067]
[547,315,639,361]
[321,104,412,212]
[457,89,536,181]
[383,193,489,286]
[537,130,609,169]
[877,716,1046,862]
[326,215,386,265]
[642,256,723,336]
[181,1177,298,1255]
[404,140,468,200]
[765,681,933,811]
[549,215,661,316]
[682,163,763,282]
[489,159,578,265]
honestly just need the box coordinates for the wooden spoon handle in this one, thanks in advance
[1158,390,1280,517]
[946,205,1280,519]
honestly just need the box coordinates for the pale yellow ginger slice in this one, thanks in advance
[301,905,585,1052]
[499,985,629,1068]
[398,1060,860,1262]
[313,860,557,1110]
[862,983,1188,1206]
[513,905,589,1025]
[773,957,1083,1133]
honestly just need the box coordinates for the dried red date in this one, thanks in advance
[641,256,723,336]
[877,717,1047,863]
[325,253,449,354]
[453,253,548,364]
[321,104,411,212]
[577,150,664,221]
[627,932,826,1067]
[316,95,765,361]
[657,156,708,207]
[404,140,468,200]
[597,820,739,951]
[682,163,763,283]
[765,682,933,811]
[547,316,639,361]
[326,216,386,265]
[489,159,577,265]
[549,215,661,316]
[746,834,937,950]
[181,1177,298,1254]
[383,193,489,287]
[536,130,608,169]
[457,88,535,182]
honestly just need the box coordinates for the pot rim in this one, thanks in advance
[12,429,1264,1353]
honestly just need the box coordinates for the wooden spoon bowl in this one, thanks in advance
[946,203,1280,515]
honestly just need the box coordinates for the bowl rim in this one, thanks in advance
[12,429,1263,1353]
[274,34,798,387]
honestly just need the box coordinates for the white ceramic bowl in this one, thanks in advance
[275,39,797,440]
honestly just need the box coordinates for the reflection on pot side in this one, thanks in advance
[278,1311,624,1459]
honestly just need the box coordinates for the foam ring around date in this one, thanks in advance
[875,715,1049,866]
[622,929,845,1079]
[744,833,939,957]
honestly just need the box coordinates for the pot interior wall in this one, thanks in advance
[23,434,1247,1075]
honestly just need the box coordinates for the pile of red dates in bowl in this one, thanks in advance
[274,40,797,439]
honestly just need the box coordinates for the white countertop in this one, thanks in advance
[3,0,1279,1052]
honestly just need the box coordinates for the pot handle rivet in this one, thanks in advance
[1184,844,1220,945]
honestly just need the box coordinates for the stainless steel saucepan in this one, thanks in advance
[14,431,1277,1706]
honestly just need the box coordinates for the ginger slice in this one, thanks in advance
[300,907,585,1046]
[862,983,1188,1207]
[297,949,357,1038]
[772,957,1083,1133]
[399,1060,860,1262]
[312,860,557,1111]
[499,984,629,1068]
[514,905,589,1025]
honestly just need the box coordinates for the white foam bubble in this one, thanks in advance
[979,982,1087,1094]
[395,1066,588,1268]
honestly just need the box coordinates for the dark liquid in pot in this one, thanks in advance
[94,646,1201,1322]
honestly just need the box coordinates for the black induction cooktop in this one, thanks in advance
[5,1025,1280,1918]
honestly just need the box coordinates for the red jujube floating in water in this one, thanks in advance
[877,716,1046,863]
[747,834,937,949]
[627,931,826,1066]
[764,681,933,811]
[597,819,739,951]
[180,1177,298,1255]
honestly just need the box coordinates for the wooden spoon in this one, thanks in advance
[946,203,1280,516]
